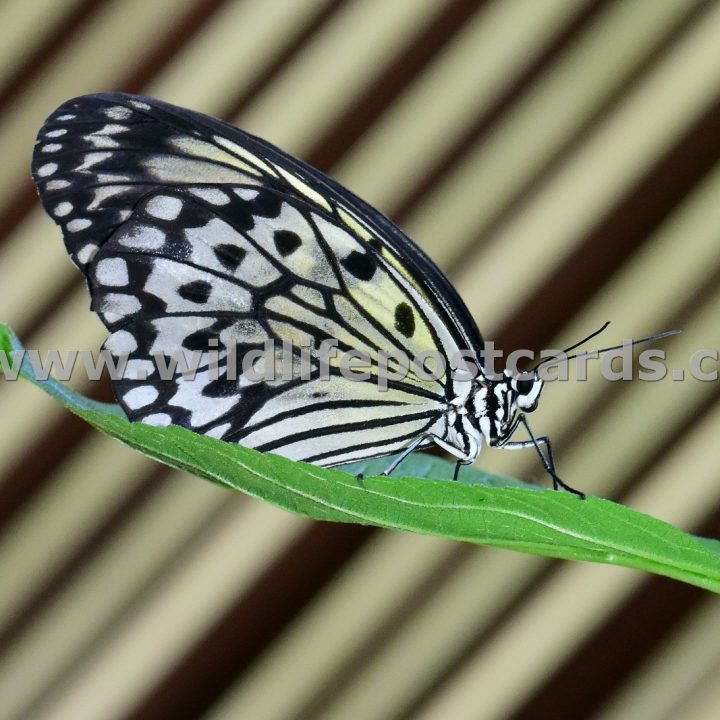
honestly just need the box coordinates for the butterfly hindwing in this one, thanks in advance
[92,188,445,463]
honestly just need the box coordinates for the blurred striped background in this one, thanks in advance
[2,1,720,718]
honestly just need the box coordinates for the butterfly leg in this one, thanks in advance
[502,416,585,499]
[453,460,472,481]
[381,434,430,477]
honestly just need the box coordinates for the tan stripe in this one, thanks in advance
[0,0,96,106]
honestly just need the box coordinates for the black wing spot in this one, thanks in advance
[183,329,218,351]
[214,244,246,272]
[202,375,238,398]
[341,250,376,281]
[394,302,415,338]
[251,189,284,217]
[274,229,302,256]
[178,280,212,304]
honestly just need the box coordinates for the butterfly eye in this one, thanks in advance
[515,378,536,397]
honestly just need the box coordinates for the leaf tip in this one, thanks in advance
[0,322,15,373]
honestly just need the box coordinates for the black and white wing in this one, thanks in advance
[32,93,483,466]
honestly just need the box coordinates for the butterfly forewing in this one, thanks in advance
[32,93,478,465]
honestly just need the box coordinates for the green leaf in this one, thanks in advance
[0,323,12,365]
[0,324,124,416]
[4,321,720,593]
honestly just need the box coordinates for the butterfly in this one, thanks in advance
[31,92,582,494]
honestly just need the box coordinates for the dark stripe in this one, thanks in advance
[306,0,488,171]
[226,397,410,441]
[265,301,397,368]
[0,469,166,657]
[324,436,434,468]
[121,0,230,94]
[263,309,445,401]
[256,411,437,453]
[38,146,262,179]
[0,0,104,117]
[0,0,231,252]
[393,0,613,224]
[0,411,89,531]
[303,422,436,465]
[294,542,477,720]
[221,0,347,120]
[123,522,374,720]
[497,87,720,355]
[14,481,239,720]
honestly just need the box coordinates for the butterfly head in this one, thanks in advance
[472,370,544,447]
[512,371,544,413]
